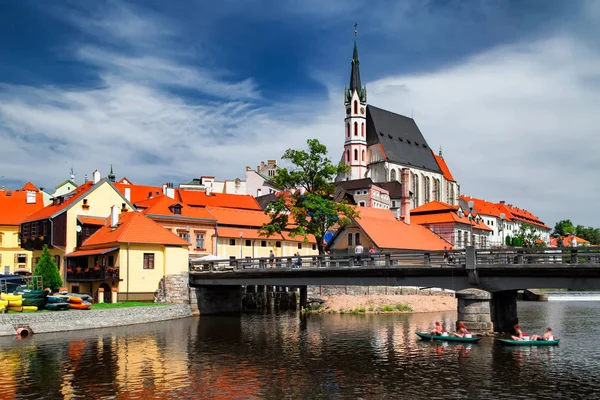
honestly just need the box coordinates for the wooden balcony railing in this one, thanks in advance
[66,267,120,282]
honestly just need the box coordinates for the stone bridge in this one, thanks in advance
[189,246,600,333]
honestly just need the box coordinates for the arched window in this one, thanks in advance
[450,185,455,206]
[390,169,397,181]
[347,233,353,246]
[354,121,358,136]
[361,149,365,162]
[361,123,365,137]
[355,232,361,245]
[353,100,358,114]
[433,179,440,201]
[424,176,430,203]
[346,123,350,138]
[346,150,350,163]
[412,173,420,207]
[354,149,358,161]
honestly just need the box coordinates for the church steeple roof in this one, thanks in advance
[108,164,116,183]
[346,26,366,104]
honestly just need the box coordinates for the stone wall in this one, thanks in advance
[455,289,493,333]
[0,305,194,337]
[154,273,191,304]
[308,286,455,297]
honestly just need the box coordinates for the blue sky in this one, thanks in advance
[1,0,600,227]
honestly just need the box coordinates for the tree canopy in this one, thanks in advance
[553,219,600,245]
[515,223,544,247]
[260,139,357,254]
[553,219,576,236]
[33,244,62,291]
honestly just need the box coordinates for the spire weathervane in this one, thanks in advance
[354,22,358,37]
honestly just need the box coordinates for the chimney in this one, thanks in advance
[246,166,252,171]
[124,187,131,202]
[26,191,36,204]
[400,168,411,225]
[84,174,88,183]
[162,183,167,195]
[499,200,505,204]
[166,182,175,199]
[204,186,211,196]
[110,205,119,228]
[93,170,100,184]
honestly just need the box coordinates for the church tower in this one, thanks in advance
[343,28,367,180]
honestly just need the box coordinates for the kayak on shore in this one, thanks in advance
[497,338,560,346]
[416,332,481,343]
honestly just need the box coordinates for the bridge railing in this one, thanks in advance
[189,249,466,273]
[475,246,600,265]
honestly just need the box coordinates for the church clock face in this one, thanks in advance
[360,107,365,115]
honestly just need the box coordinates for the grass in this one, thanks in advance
[379,305,395,312]
[91,302,166,310]
[395,303,413,312]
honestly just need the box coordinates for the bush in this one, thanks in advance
[33,245,62,291]
[379,305,395,312]
[395,303,412,312]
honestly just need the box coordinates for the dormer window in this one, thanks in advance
[169,204,183,215]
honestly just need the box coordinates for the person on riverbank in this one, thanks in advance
[511,323,523,340]
[532,328,553,341]
[452,322,470,338]
[430,321,442,338]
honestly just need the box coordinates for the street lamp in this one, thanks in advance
[499,213,505,248]
[468,201,474,248]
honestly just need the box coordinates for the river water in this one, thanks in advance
[1,301,600,399]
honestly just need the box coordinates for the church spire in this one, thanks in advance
[108,164,116,183]
[347,24,366,103]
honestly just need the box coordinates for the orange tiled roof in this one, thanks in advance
[460,196,515,220]
[178,189,261,210]
[504,204,550,229]
[82,212,189,247]
[0,189,46,225]
[550,235,590,247]
[411,200,457,213]
[411,201,491,231]
[351,207,452,250]
[433,153,455,182]
[21,182,95,223]
[77,216,107,226]
[21,182,39,191]
[66,246,119,257]
[207,206,271,227]
[218,227,317,243]
[113,182,164,204]
[141,196,216,220]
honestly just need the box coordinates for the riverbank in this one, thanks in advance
[306,294,457,314]
[0,304,194,337]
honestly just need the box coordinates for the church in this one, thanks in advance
[336,34,460,210]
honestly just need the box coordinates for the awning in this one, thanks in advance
[66,247,119,257]
[77,216,107,226]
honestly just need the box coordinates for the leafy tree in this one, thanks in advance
[33,245,62,291]
[260,139,357,254]
[553,219,575,236]
[505,235,512,247]
[575,225,600,245]
[515,223,541,248]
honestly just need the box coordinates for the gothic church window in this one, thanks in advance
[354,121,358,136]
[412,173,420,207]
[346,150,350,162]
[361,123,365,137]
[361,150,365,162]
[390,169,396,181]
[346,123,350,138]
[354,149,358,161]
[424,176,430,203]
[347,233,353,246]
[354,100,358,114]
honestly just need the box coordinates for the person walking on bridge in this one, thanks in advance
[269,250,275,268]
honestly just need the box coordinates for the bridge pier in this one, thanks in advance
[299,286,307,309]
[194,285,243,315]
[456,289,493,334]
[490,290,519,333]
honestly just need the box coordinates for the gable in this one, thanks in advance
[366,105,442,173]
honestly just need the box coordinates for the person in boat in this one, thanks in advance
[511,323,523,340]
[452,322,470,338]
[430,321,442,338]
[532,328,553,341]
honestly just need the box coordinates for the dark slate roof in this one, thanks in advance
[366,105,442,173]
[255,193,278,210]
[350,39,362,93]
[335,178,374,191]
[374,181,403,199]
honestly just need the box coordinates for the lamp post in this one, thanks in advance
[468,201,474,248]
[499,213,505,248]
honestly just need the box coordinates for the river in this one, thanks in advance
[1,300,599,399]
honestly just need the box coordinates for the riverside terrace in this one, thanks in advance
[189,247,600,332]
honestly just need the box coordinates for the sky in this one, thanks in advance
[1,0,599,228]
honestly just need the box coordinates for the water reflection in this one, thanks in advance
[0,302,599,399]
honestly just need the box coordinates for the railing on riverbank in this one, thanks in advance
[189,247,600,273]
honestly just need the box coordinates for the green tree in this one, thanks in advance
[33,245,62,291]
[505,235,512,247]
[553,219,575,236]
[575,225,600,245]
[515,223,541,248]
[260,139,357,254]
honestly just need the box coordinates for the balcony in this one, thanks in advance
[66,267,120,282]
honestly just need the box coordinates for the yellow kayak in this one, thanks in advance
[22,306,38,312]
[7,306,23,312]
[8,300,22,307]
[1,293,22,301]
[0,300,8,307]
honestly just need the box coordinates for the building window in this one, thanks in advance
[457,230,462,246]
[22,223,29,237]
[346,123,350,138]
[347,233,353,246]
[261,240,267,247]
[31,222,37,237]
[297,243,302,249]
[179,232,191,242]
[361,149,365,162]
[346,150,350,163]
[312,244,317,250]
[42,221,48,236]
[17,254,27,264]
[361,123,365,137]
[359,201,365,206]
[354,232,361,245]
[354,149,358,161]
[173,206,182,215]
[108,256,114,267]
[423,176,430,203]
[276,241,281,248]
[354,121,358,136]
[390,169,396,181]
[245,239,251,247]
[71,285,80,294]
[354,100,358,114]
[229,239,236,246]
[196,234,205,249]
[143,253,155,269]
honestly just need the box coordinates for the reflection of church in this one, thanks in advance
[336,34,460,209]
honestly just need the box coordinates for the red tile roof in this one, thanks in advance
[206,206,271,226]
[460,196,514,220]
[351,207,452,250]
[21,182,95,223]
[503,204,550,229]
[66,247,119,257]
[0,189,46,225]
[141,196,216,220]
[433,153,455,182]
[550,235,590,247]
[178,190,261,210]
[77,216,107,226]
[82,212,189,247]
[113,182,164,204]
[411,201,492,231]
[411,201,457,213]
[21,182,39,192]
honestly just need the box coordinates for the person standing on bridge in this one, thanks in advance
[269,250,275,268]
[355,243,364,266]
